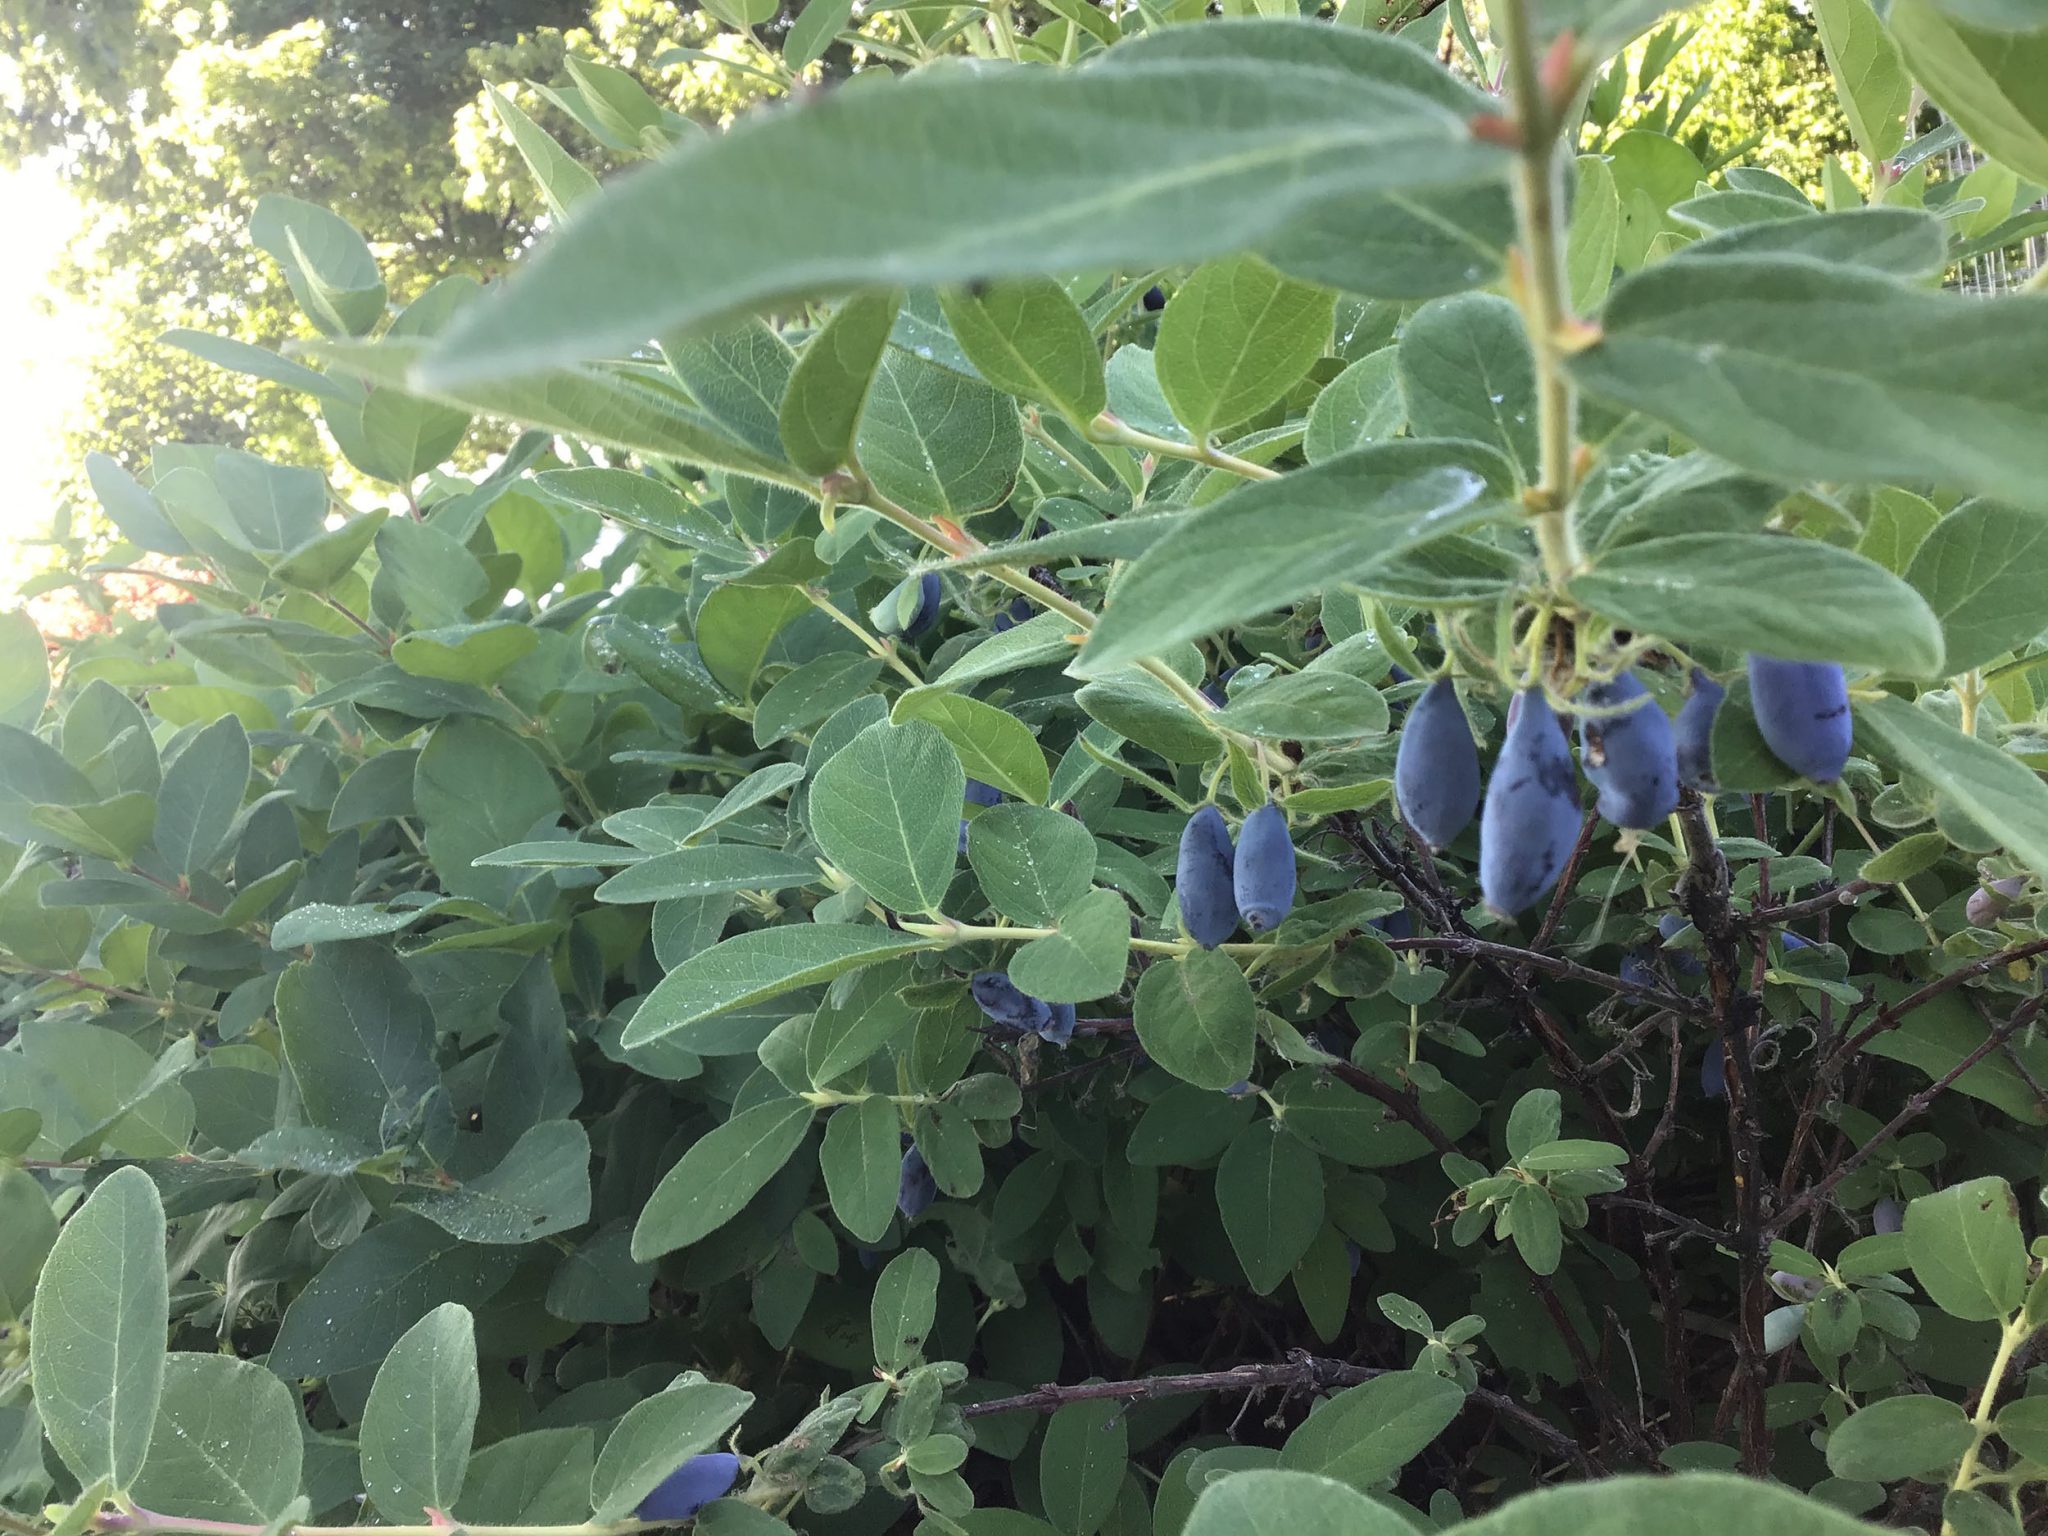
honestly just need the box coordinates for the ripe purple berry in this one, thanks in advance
[964,779,1002,808]
[1576,671,1678,830]
[1176,805,1239,949]
[1041,1001,1077,1046]
[1675,668,1725,790]
[1658,912,1703,975]
[1700,1037,1726,1099]
[1873,1197,1903,1235]
[1142,284,1166,312]
[1479,689,1583,917]
[1395,678,1481,851]
[1746,655,1851,783]
[1769,1270,1823,1303]
[635,1453,741,1521]
[898,1144,937,1219]
[969,971,1053,1033]
[1233,803,1297,934]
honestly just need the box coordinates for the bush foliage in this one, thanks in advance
[7,2,2048,1535]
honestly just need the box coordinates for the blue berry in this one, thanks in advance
[1176,805,1239,949]
[1746,655,1851,783]
[635,1453,741,1522]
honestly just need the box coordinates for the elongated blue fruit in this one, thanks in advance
[1873,1196,1903,1235]
[898,1144,937,1219]
[1675,668,1725,790]
[1746,654,1851,783]
[1041,1002,1077,1046]
[1617,949,1657,990]
[904,571,944,637]
[1657,912,1703,976]
[1395,678,1482,850]
[1176,804,1239,948]
[636,1453,741,1521]
[1780,931,1810,952]
[1233,802,1297,933]
[1479,689,1582,916]
[969,970,1053,1033]
[991,596,1032,632]
[1577,671,1678,830]
[1700,1038,1726,1099]
[965,778,1002,807]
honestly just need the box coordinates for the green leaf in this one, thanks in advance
[778,291,900,477]
[86,451,188,555]
[1890,0,2048,186]
[1078,440,1511,672]
[1903,500,2048,675]
[361,1304,479,1519]
[1217,1119,1325,1294]
[391,622,540,686]
[1155,255,1333,440]
[820,1096,900,1245]
[1278,1370,1465,1489]
[414,718,562,910]
[870,1248,940,1373]
[0,1167,57,1321]
[892,691,1051,805]
[966,804,1098,927]
[856,348,1022,521]
[1507,1184,1563,1274]
[664,317,796,465]
[535,467,749,559]
[632,1097,815,1259]
[805,960,916,1086]
[1825,1393,1975,1481]
[415,23,1505,384]
[594,846,821,904]
[1571,533,1946,677]
[1447,1472,1913,1535]
[0,609,49,729]
[622,925,930,1046]
[129,1357,300,1522]
[1817,0,1913,163]
[1567,155,1621,314]
[28,1166,168,1491]
[809,719,964,915]
[1993,1395,2048,1463]
[1183,1469,1410,1536]
[1398,293,1537,485]
[267,1215,518,1380]
[1570,257,2048,517]
[1519,1139,1630,1173]
[1855,694,2048,878]
[402,1121,592,1244]
[939,279,1106,426]
[784,0,857,68]
[457,1428,594,1526]
[1903,1175,2029,1321]
[156,714,250,879]
[1608,128,1707,270]
[1303,347,1403,464]
[695,584,811,699]
[1134,948,1256,1090]
[1215,670,1389,743]
[485,87,601,223]
[588,1382,756,1522]
[275,941,441,1151]
[1008,887,1133,1003]
[273,510,389,592]
[1039,1399,1128,1536]
[251,194,385,337]
[307,337,807,487]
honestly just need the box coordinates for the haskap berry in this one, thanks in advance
[1674,667,1725,790]
[1576,670,1678,830]
[897,1143,937,1219]
[1395,678,1481,851]
[1175,804,1239,949]
[635,1453,740,1522]
[1746,654,1852,783]
[1233,803,1297,933]
[1479,689,1583,916]
[969,970,1053,1033]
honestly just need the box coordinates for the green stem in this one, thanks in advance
[898,917,1265,957]
[96,1516,665,1536]
[847,472,1234,741]
[1084,415,1281,483]
[1495,0,1583,587]
[1022,416,1112,492]
[1943,1314,2030,1531]
[1958,668,1984,737]
[802,588,924,685]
